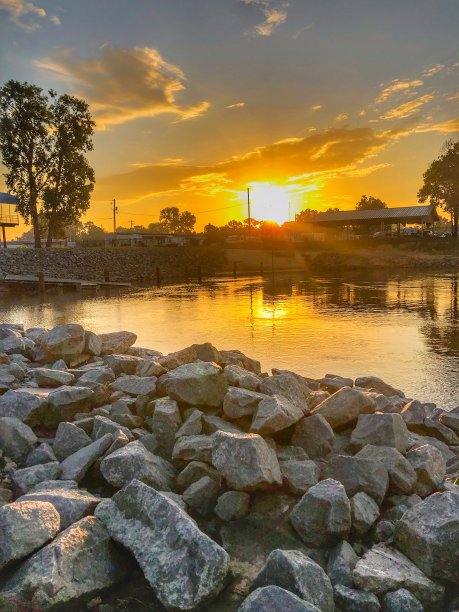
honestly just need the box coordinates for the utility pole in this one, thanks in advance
[112,198,118,234]
[247,187,252,238]
[130,220,133,230]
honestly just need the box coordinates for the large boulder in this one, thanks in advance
[60,434,112,482]
[251,549,334,612]
[215,491,250,521]
[149,397,182,459]
[350,413,410,453]
[334,585,381,611]
[350,491,380,535]
[353,544,444,608]
[0,416,37,463]
[173,434,214,463]
[34,367,75,388]
[280,459,320,495]
[109,375,157,396]
[212,431,282,490]
[326,540,359,588]
[251,394,304,435]
[0,390,47,426]
[310,387,376,430]
[0,500,60,570]
[223,364,260,392]
[290,479,351,547]
[99,330,137,354]
[100,440,175,490]
[405,444,446,497]
[323,455,389,505]
[36,323,86,365]
[292,414,335,459]
[223,387,267,419]
[44,386,94,426]
[356,445,416,494]
[354,376,404,398]
[0,517,126,609]
[259,373,311,412]
[52,421,92,461]
[239,586,321,612]
[159,362,228,407]
[95,479,229,610]
[12,462,61,494]
[395,491,459,583]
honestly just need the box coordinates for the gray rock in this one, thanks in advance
[183,475,220,516]
[0,335,26,355]
[0,389,47,425]
[79,366,115,385]
[18,484,100,529]
[176,461,221,491]
[53,421,92,461]
[220,349,261,374]
[384,493,423,521]
[45,385,94,426]
[310,387,376,430]
[405,444,446,497]
[149,397,182,459]
[239,586,320,612]
[215,491,250,521]
[84,330,102,356]
[292,414,335,459]
[383,589,423,612]
[25,442,57,466]
[60,434,112,482]
[334,585,381,611]
[173,434,214,463]
[0,516,126,609]
[212,431,282,490]
[353,544,444,608]
[135,359,167,377]
[290,479,351,547]
[103,353,142,375]
[92,415,134,441]
[224,364,260,391]
[326,540,359,587]
[395,491,459,584]
[320,374,353,393]
[223,386,267,419]
[202,414,244,435]
[251,394,304,435]
[0,500,60,570]
[99,330,137,354]
[355,376,404,398]
[356,445,416,495]
[350,413,410,453]
[0,416,37,463]
[12,462,61,494]
[252,549,334,612]
[324,455,389,505]
[280,459,320,495]
[374,519,395,543]
[36,323,86,365]
[351,492,380,535]
[95,479,229,610]
[159,361,228,407]
[175,409,203,437]
[409,432,455,462]
[440,411,459,434]
[276,445,309,462]
[110,375,157,396]
[100,440,175,490]
[34,367,75,388]
[259,373,311,411]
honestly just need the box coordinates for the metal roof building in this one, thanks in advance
[308,204,439,226]
[0,193,19,248]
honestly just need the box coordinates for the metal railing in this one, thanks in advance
[0,205,19,225]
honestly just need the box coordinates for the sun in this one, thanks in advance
[246,182,292,225]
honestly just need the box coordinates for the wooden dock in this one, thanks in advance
[0,274,131,291]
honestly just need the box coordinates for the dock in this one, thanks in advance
[0,274,131,291]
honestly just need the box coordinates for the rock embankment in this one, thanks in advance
[0,322,458,611]
[0,247,225,283]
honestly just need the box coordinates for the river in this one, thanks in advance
[1,270,458,408]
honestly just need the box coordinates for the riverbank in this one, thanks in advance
[0,322,458,610]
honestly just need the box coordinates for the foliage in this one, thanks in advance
[355,195,387,210]
[159,207,196,233]
[418,140,459,237]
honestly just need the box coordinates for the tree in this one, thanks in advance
[355,195,387,210]
[78,221,106,241]
[295,209,318,223]
[0,81,52,248]
[43,94,95,248]
[159,207,196,233]
[418,140,459,237]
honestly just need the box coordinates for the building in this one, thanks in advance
[104,232,202,247]
[0,193,19,248]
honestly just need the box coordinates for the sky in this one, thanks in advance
[0,0,458,235]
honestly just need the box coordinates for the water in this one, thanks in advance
[1,270,459,408]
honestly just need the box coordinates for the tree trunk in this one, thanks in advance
[454,209,459,238]
[29,195,42,249]
[45,219,53,249]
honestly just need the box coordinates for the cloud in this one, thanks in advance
[311,105,321,111]
[241,0,288,36]
[379,94,433,120]
[0,0,45,30]
[336,113,349,121]
[376,79,424,103]
[49,15,61,25]
[423,64,445,77]
[226,102,246,109]
[36,46,210,129]
[415,118,459,134]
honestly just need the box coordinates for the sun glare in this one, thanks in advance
[246,182,292,225]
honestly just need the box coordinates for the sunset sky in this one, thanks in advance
[0,0,458,234]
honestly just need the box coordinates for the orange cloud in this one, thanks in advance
[241,0,288,36]
[379,94,433,120]
[36,46,210,129]
[376,79,424,103]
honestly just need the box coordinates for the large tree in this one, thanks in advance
[159,207,196,233]
[43,93,95,248]
[0,81,51,248]
[355,195,387,210]
[418,140,459,237]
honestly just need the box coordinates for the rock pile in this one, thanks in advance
[0,321,458,611]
